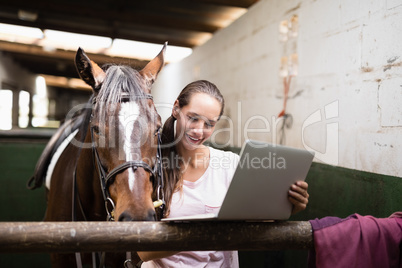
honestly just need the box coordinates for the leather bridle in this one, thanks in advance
[90,93,165,221]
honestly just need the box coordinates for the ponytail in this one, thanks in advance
[161,115,176,146]
[161,115,180,217]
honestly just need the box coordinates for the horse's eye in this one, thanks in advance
[92,126,100,134]
[107,177,115,185]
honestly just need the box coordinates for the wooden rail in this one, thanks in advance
[0,221,312,253]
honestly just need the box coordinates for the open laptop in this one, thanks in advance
[162,140,315,222]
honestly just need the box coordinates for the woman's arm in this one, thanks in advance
[288,181,309,214]
[137,251,179,262]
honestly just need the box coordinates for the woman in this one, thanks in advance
[139,80,309,267]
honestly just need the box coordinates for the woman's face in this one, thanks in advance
[174,92,222,151]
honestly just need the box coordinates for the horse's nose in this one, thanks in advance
[118,209,156,221]
[144,209,157,221]
[118,212,133,222]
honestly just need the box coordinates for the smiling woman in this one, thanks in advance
[173,92,221,150]
[138,80,310,267]
[157,80,226,217]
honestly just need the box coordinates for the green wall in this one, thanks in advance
[0,142,47,221]
[0,141,50,267]
[239,162,402,268]
[295,162,401,219]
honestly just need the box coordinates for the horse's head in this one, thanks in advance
[75,44,166,221]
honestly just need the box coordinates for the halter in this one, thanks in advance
[90,93,165,221]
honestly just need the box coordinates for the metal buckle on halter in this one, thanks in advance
[105,197,115,221]
[153,182,163,209]
[153,135,165,212]
[124,259,134,268]
[153,185,165,208]
[124,256,135,268]
[157,184,161,201]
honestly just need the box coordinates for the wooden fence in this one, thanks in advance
[0,221,312,253]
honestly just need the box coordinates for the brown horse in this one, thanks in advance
[28,44,167,267]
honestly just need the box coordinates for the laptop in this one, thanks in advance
[162,140,315,222]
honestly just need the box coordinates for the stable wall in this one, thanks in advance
[152,4,402,265]
[152,0,402,178]
[0,51,36,92]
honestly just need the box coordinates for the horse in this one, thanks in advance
[28,43,167,267]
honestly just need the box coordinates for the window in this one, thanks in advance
[32,76,49,127]
[18,90,30,128]
[0,89,13,130]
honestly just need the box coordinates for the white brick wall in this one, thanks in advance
[153,0,402,177]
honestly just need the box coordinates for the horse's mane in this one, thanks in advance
[94,65,148,121]
[98,65,147,103]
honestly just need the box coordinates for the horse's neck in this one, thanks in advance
[74,128,107,221]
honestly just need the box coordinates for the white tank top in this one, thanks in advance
[142,147,240,268]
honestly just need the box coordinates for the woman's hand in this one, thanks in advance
[288,181,309,215]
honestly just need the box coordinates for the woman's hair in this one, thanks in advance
[161,80,224,217]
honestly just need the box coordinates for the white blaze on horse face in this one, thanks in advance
[119,101,140,193]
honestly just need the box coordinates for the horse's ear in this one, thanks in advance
[139,42,167,89]
[75,47,105,92]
